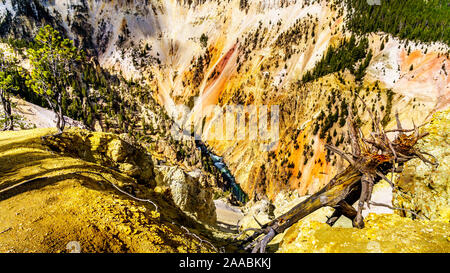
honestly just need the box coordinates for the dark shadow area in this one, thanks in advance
[0,163,135,192]
[0,136,45,154]
[0,151,56,174]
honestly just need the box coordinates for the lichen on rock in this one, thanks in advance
[394,108,450,222]
[278,213,450,253]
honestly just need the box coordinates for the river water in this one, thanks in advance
[195,140,248,204]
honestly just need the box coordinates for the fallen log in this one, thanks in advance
[240,108,438,253]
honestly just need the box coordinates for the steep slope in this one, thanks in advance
[1,0,448,203]
[0,128,224,253]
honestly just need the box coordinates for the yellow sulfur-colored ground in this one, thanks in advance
[278,213,450,253]
[0,128,214,253]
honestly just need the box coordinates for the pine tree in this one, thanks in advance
[26,25,81,133]
[200,33,208,48]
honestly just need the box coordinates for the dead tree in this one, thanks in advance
[240,108,438,253]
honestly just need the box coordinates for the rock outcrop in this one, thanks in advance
[238,199,275,232]
[42,129,155,187]
[42,129,218,225]
[0,128,217,253]
[155,166,217,225]
[394,108,450,222]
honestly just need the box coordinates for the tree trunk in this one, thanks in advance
[6,100,13,131]
[56,93,65,133]
[273,166,364,233]
[0,90,13,131]
[45,93,65,134]
[241,166,364,249]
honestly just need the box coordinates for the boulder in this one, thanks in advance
[238,199,275,231]
[154,166,217,225]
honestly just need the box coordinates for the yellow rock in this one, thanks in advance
[394,108,450,221]
[0,128,214,253]
[278,213,450,253]
[154,186,164,193]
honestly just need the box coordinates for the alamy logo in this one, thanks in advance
[66,241,81,253]
[367,0,381,5]
[170,98,279,152]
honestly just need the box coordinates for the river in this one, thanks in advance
[195,140,248,204]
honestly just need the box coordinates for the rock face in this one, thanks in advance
[394,108,450,222]
[43,129,155,187]
[278,213,450,253]
[154,166,217,225]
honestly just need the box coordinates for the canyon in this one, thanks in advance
[0,0,448,253]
